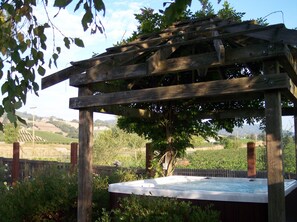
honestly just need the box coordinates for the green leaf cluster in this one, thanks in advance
[107,195,220,222]
[0,0,105,129]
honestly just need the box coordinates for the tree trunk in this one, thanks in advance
[163,119,177,176]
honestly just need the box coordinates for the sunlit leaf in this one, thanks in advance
[17,32,24,42]
[17,115,27,125]
[82,3,93,31]
[14,100,22,109]
[56,46,61,54]
[7,112,17,123]
[74,0,83,12]
[94,0,106,16]
[1,82,8,95]
[37,65,46,76]
[54,0,72,8]
[74,38,84,47]
[63,37,71,49]
[52,53,59,67]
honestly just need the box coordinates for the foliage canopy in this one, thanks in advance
[0,0,105,130]
[117,0,266,175]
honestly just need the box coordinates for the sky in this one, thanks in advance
[3,0,297,130]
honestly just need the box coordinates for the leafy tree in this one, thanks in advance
[3,123,19,143]
[117,1,262,176]
[0,0,105,130]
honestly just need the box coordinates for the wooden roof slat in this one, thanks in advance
[147,39,179,74]
[224,22,297,45]
[104,20,257,53]
[69,74,290,109]
[41,66,85,90]
[278,45,297,85]
[288,79,297,102]
[74,23,285,68]
[95,105,296,119]
[97,106,155,119]
[69,43,288,87]
[187,107,296,119]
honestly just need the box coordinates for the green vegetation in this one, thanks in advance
[3,124,19,143]
[34,131,77,144]
[0,168,219,222]
[117,1,265,176]
[104,195,220,222]
[93,127,147,167]
[0,0,105,129]
[186,146,266,171]
[46,120,78,138]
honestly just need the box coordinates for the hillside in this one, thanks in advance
[15,112,116,133]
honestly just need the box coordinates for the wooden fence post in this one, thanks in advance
[12,142,20,185]
[71,142,78,173]
[247,142,256,178]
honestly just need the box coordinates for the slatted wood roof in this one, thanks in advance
[42,15,297,118]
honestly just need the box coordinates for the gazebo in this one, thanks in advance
[42,16,297,222]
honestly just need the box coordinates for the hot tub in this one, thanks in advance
[108,176,297,222]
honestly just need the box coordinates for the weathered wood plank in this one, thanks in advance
[78,87,93,222]
[69,24,286,69]
[278,45,297,85]
[147,39,178,74]
[69,43,287,87]
[264,61,285,222]
[211,22,225,63]
[97,106,295,120]
[224,22,297,45]
[69,74,290,109]
[41,66,84,89]
[287,80,297,102]
[189,107,296,119]
[294,103,297,179]
[97,106,154,118]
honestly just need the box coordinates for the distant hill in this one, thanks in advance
[219,124,263,137]
[14,111,116,135]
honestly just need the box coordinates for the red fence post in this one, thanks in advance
[12,142,20,185]
[247,142,256,178]
[71,142,78,173]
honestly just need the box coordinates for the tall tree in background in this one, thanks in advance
[118,1,260,176]
[0,0,105,130]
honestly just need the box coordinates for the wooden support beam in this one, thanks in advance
[95,105,296,119]
[41,66,85,89]
[264,61,285,222]
[78,87,93,222]
[69,43,287,87]
[287,79,297,102]
[191,107,296,119]
[97,106,155,119]
[69,24,285,69]
[211,23,225,63]
[69,74,290,109]
[224,22,297,45]
[279,45,297,85]
[147,39,178,74]
[294,103,297,179]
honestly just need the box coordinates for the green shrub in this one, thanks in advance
[96,195,220,222]
[0,168,78,222]
[92,174,110,219]
[108,168,142,184]
[0,167,143,222]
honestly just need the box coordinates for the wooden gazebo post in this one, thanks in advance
[294,103,297,179]
[264,61,285,222]
[78,87,94,222]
